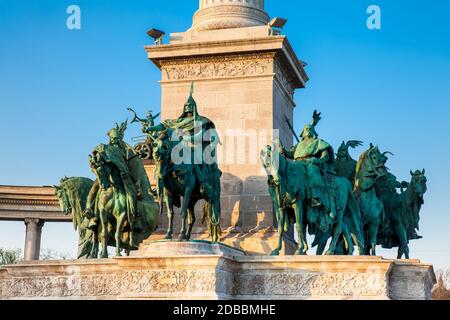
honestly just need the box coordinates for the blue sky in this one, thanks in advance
[0,0,449,267]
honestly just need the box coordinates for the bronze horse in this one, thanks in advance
[260,140,364,256]
[151,130,221,242]
[354,146,389,256]
[88,146,159,257]
[378,169,427,259]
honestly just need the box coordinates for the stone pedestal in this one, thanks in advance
[0,241,436,300]
[23,218,44,261]
[145,1,308,253]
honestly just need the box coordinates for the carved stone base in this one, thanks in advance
[0,242,436,300]
[145,227,298,256]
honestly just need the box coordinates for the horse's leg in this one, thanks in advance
[315,232,328,255]
[350,233,364,256]
[94,230,99,258]
[179,187,193,241]
[164,191,174,240]
[342,225,354,256]
[326,205,344,256]
[362,224,371,255]
[294,202,307,255]
[396,224,409,259]
[115,212,127,257]
[89,228,99,259]
[368,221,379,256]
[397,247,403,259]
[186,200,196,241]
[99,209,109,258]
[271,207,284,256]
[326,223,342,256]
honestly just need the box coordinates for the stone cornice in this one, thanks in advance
[0,185,69,222]
[146,36,308,88]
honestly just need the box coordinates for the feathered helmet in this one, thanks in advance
[300,110,321,139]
[107,120,127,140]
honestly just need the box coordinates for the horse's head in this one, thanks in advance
[89,149,111,191]
[409,169,428,201]
[260,140,284,186]
[364,146,387,177]
[152,131,172,164]
[55,185,71,215]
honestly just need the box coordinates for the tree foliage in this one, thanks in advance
[0,248,22,266]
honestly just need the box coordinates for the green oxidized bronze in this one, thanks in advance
[261,111,364,256]
[262,110,427,258]
[335,140,363,185]
[138,83,222,242]
[376,160,427,258]
[55,177,97,259]
[127,108,160,160]
[56,121,160,259]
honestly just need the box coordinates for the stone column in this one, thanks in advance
[23,218,44,261]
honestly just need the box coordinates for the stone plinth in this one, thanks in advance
[135,240,245,257]
[0,242,436,300]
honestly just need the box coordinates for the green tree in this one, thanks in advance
[0,248,22,266]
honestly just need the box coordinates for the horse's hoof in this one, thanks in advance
[164,233,173,240]
[295,249,306,256]
[270,250,280,256]
[178,234,188,241]
[325,250,335,256]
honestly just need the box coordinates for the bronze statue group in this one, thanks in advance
[55,85,427,259]
[261,111,427,258]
